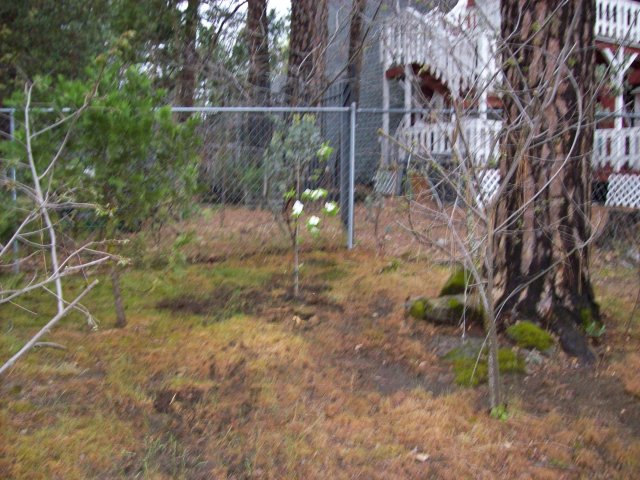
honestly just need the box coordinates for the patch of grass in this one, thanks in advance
[208,265,273,287]
[315,266,348,282]
[104,353,152,404]
[614,352,640,398]
[9,412,136,479]
[139,433,201,479]
[379,258,401,274]
[576,307,607,338]
[506,321,554,351]
[446,296,465,317]
[5,240,640,479]
[156,281,268,323]
[490,404,509,421]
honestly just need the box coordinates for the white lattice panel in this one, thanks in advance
[475,169,500,208]
[606,173,640,209]
[374,170,397,195]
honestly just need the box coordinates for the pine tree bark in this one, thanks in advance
[494,0,599,362]
[286,0,328,106]
[346,0,367,104]
[247,0,270,104]
[246,0,271,204]
[246,0,270,144]
[176,0,199,118]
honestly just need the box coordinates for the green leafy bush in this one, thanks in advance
[2,58,200,238]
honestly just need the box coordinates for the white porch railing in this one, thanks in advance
[380,7,493,95]
[382,0,640,94]
[395,122,640,172]
[594,127,640,171]
[596,0,640,45]
[396,118,502,167]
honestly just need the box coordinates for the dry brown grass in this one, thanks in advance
[1,212,640,479]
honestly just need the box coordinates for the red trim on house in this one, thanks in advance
[629,68,640,86]
[596,41,640,56]
[385,66,404,80]
[419,73,449,97]
[487,96,502,109]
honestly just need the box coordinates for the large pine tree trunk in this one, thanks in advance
[286,0,328,106]
[346,0,367,104]
[246,0,271,204]
[494,0,599,362]
[176,0,199,117]
[247,0,270,103]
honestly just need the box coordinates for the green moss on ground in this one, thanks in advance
[406,295,483,325]
[506,321,554,351]
[439,266,472,296]
[408,299,427,319]
[444,345,525,387]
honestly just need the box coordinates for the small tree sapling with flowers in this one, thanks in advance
[264,115,338,297]
[287,187,339,296]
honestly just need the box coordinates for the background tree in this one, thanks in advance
[176,0,200,114]
[79,62,200,327]
[245,0,271,152]
[286,0,328,106]
[346,0,367,105]
[247,0,270,106]
[494,0,599,362]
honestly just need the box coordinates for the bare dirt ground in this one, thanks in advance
[1,206,639,479]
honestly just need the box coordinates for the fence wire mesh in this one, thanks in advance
[171,107,353,262]
[2,106,639,283]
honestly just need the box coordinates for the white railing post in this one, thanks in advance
[403,63,412,127]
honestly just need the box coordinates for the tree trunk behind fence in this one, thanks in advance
[494,0,599,362]
[176,0,199,119]
[347,0,367,105]
[246,0,272,206]
[287,0,328,106]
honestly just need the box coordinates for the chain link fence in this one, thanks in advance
[172,106,356,261]
[2,105,639,274]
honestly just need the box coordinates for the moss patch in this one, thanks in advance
[439,266,472,296]
[444,345,525,387]
[408,299,427,319]
[406,295,483,326]
[506,321,554,351]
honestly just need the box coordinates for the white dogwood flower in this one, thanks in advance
[324,201,337,213]
[307,215,320,227]
[292,200,304,217]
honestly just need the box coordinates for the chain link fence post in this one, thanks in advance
[348,102,356,249]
